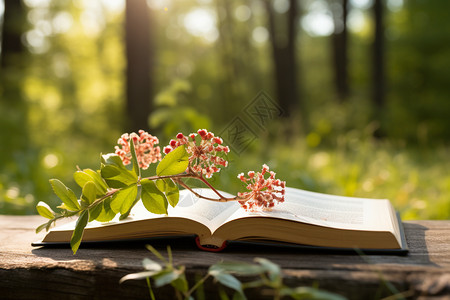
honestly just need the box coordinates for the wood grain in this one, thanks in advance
[0,216,449,299]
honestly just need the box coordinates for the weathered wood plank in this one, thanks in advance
[0,216,449,299]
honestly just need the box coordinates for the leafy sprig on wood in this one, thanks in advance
[120,245,347,300]
[36,129,286,254]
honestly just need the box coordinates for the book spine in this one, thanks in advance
[195,236,227,252]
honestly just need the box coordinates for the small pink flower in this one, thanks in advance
[163,129,230,178]
[237,165,285,211]
[115,130,162,170]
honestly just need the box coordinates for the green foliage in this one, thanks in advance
[35,222,51,234]
[70,210,89,255]
[150,80,211,140]
[110,184,139,215]
[49,179,80,211]
[101,154,138,188]
[156,178,180,207]
[36,201,55,219]
[208,270,244,296]
[156,146,189,176]
[74,169,108,196]
[81,181,97,206]
[386,0,450,142]
[94,197,116,223]
[120,245,347,300]
[141,179,168,214]
[130,137,141,178]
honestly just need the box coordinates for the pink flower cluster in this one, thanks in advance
[115,130,162,170]
[163,129,230,178]
[237,164,286,211]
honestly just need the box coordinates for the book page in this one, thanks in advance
[167,189,240,231]
[219,187,396,233]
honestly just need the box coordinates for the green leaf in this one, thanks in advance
[209,270,243,294]
[155,179,165,191]
[101,165,137,188]
[143,258,163,271]
[100,153,138,188]
[45,220,53,231]
[218,288,231,300]
[84,169,108,190]
[153,269,181,288]
[232,292,247,300]
[70,210,89,255]
[280,287,347,300]
[141,179,168,214]
[110,184,138,214]
[157,179,179,208]
[49,179,80,211]
[119,271,161,284]
[209,261,264,276]
[74,171,94,189]
[57,203,71,211]
[118,210,131,220]
[74,169,107,196]
[129,137,141,178]
[88,202,102,222]
[240,279,265,289]
[120,185,142,220]
[94,197,117,222]
[165,179,179,207]
[146,244,167,263]
[36,221,51,233]
[254,257,281,282]
[102,153,125,166]
[36,201,55,219]
[101,164,121,178]
[156,145,189,176]
[81,181,97,205]
[171,274,189,293]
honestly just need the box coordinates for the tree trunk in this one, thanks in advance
[372,0,384,109]
[215,0,239,120]
[1,0,25,68]
[0,0,28,158]
[331,0,349,102]
[372,0,385,137]
[125,0,152,132]
[265,0,301,118]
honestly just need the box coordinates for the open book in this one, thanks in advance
[33,187,408,253]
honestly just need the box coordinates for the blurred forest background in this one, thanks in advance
[0,0,449,219]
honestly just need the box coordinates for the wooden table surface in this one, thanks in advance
[0,215,449,300]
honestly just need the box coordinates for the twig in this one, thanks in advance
[174,178,239,202]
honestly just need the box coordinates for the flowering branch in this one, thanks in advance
[36,128,285,254]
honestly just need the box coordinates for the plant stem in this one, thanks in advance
[86,189,119,210]
[146,277,156,300]
[143,169,241,203]
[174,178,239,202]
[196,173,228,199]
[142,173,195,181]
[185,273,210,299]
